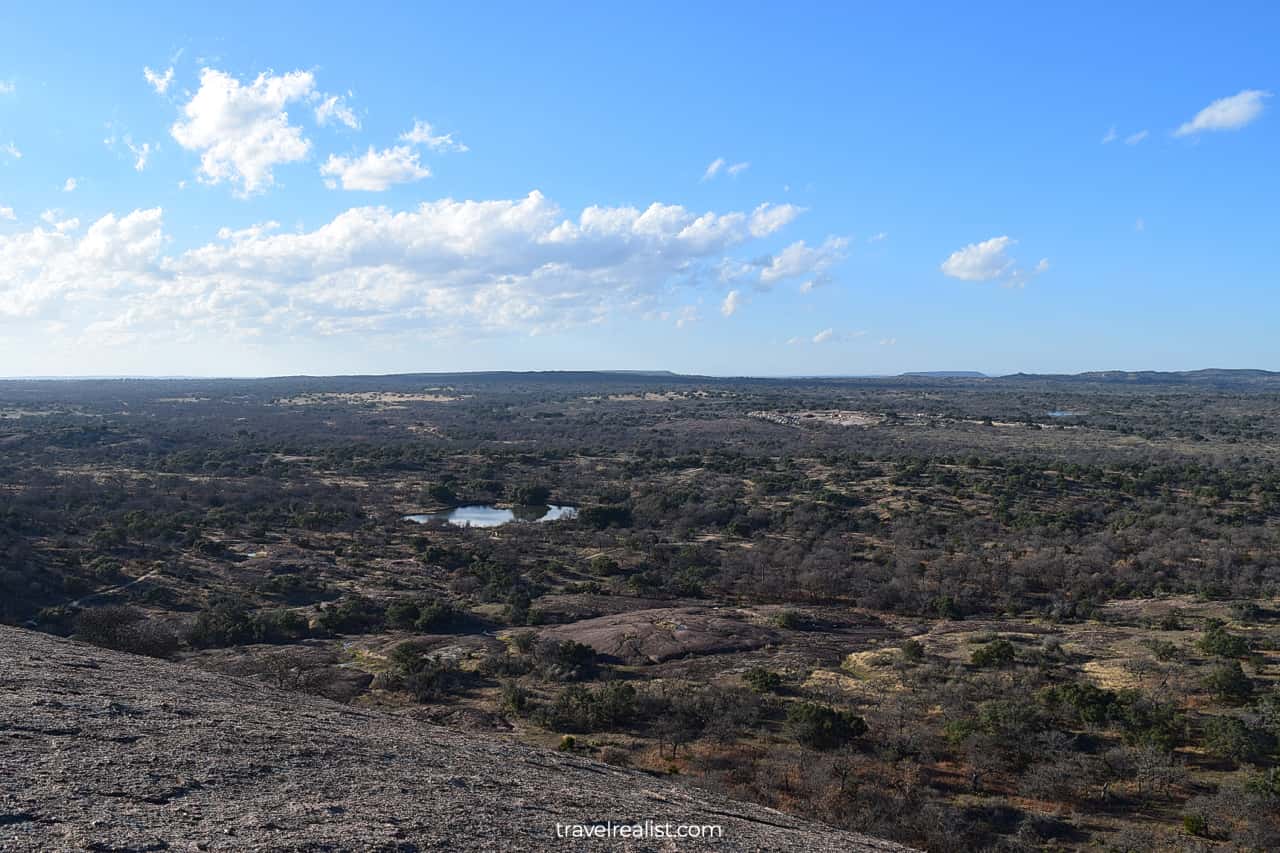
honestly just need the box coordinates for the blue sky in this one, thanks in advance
[0,2,1277,377]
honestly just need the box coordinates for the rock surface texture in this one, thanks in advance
[0,626,911,852]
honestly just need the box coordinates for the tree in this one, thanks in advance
[1203,661,1253,704]
[1198,620,1249,658]
[786,702,867,750]
[971,638,1016,668]
[1202,715,1259,765]
[511,484,551,506]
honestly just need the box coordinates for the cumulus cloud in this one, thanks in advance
[0,206,14,221]
[143,66,174,94]
[0,192,809,342]
[171,68,316,195]
[940,235,1014,281]
[63,178,77,193]
[812,328,833,344]
[0,81,14,96]
[1175,89,1270,136]
[758,236,848,286]
[720,289,742,317]
[0,208,163,319]
[748,202,803,237]
[320,146,430,191]
[400,120,467,153]
[940,235,1048,288]
[314,93,359,129]
[2,142,20,160]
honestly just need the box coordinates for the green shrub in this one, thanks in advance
[538,681,637,732]
[532,638,598,681]
[500,681,531,715]
[785,702,867,750]
[743,666,783,693]
[773,609,806,630]
[1202,715,1259,764]
[317,595,385,634]
[1203,661,1254,704]
[1198,620,1249,658]
[971,638,1016,668]
[76,606,178,658]
[511,484,551,506]
[579,504,632,529]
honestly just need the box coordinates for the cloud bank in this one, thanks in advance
[0,193,834,344]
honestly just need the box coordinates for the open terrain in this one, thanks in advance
[2,370,1280,850]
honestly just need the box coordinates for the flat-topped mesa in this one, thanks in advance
[0,625,912,852]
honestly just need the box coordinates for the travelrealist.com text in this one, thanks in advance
[555,821,724,840]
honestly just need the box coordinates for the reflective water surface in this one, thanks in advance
[403,504,578,528]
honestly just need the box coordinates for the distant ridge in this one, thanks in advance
[998,368,1280,388]
[900,371,988,378]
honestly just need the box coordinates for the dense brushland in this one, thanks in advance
[2,370,1279,850]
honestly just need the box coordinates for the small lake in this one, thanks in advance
[403,504,579,528]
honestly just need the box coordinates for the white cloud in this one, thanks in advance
[812,328,834,344]
[0,209,159,318]
[879,337,896,346]
[748,202,804,237]
[0,81,14,96]
[320,146,431,191]
[143,66,175,94]
[1175,89,1270,136]
[720,289,742,316]
[399,120,467,153]
[0,206,14,221]
[314,93,359,129]
[39,209,79,232]
[128,139,153,171]
[2,142,20,160]
[868,231,888,243]
[0,192,810,342]
[1125,129,1149,145]
[701,157,748,181]
[940,235,1015,281]
[171,68,316,195]
[1101,126,1118,144]
[941,236,1049,288]
[759,236,848,285]
[63,178,77,193]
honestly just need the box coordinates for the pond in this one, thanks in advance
[403,504,579,528]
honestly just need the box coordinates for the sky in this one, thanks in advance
[0,2,1277,377]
